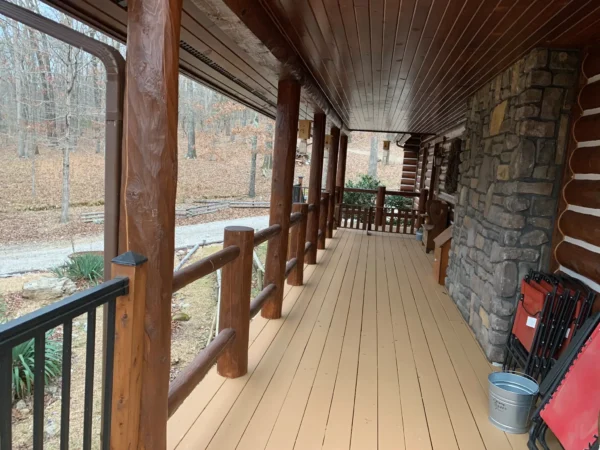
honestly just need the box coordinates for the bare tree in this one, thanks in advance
[59,42,82,223]
[186,78,197,159]
[369,133,378,178]
[248,113,259,197]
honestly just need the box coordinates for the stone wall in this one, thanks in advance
[445,48,579,362]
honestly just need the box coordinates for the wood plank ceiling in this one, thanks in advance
[41,0,600,134]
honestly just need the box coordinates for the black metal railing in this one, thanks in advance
[292,185,307,203]
[0,277,129,450]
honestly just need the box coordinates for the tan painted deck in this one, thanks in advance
[167,229,534,450]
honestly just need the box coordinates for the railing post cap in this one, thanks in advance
[112,251,148,266]
[224,225,254,233]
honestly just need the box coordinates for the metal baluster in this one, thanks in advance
[0,347,12,450]
[60,320,72,450]
[82,309,96,450]
[33,333,45,450]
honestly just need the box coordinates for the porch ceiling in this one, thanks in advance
[42,0,600,133]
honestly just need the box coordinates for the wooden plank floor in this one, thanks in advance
[168,229,535,450]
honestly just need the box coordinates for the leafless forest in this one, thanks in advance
[0,0,400,245]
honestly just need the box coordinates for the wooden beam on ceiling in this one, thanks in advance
[219,0,349,133]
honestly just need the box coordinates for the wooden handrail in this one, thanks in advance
[343,204,417,212]
[307,203,316,212]
[386,190,419,197]
[249,283,277,319]
[172,245,240,293]
[343,187,419,197]
[284,258,297,278]
[289,211,303,227]
[167,327,235,418]
[253,224,281,247]
[343,187,377,194]
[304,241,312,255]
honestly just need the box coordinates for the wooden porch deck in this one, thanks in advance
[167,229,532,450]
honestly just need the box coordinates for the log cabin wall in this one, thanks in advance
[416,124,466,221]
[551,45,600,294]
[444,47,580,362]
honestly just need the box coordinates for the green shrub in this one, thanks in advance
[343,174,413,210]
[52,253,104,284]
[386,194,413,210]
[12,331,62,399]
[343,174,380,206]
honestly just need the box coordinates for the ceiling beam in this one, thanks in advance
[349,128,435,136]
[220,0,348,133]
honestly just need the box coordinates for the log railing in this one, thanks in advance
[337,204,419,235]
[167,328,235,417]
[167,196,329,417]
[253,224,281,246]
[172,245,240,293]
[335,185,420,231]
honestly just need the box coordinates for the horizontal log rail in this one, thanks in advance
[167,327,236,418]
[386,190,419,197]
[289,211,303,227]
[249,283,277,319]
[284,258,297,278]
[253,224,281,247]
[172,245,240,293]
[344,187,419,197]
[304,241,312,255]
[343,188,417,197]
[169,201,315,413]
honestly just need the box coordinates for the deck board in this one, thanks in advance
[288,235,363,450]
[169,229,538,449]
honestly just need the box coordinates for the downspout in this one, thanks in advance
[0,0,125,279]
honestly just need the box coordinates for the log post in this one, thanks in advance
[119,0,183,447]
[306,112,325,264]
[336,134,348,205]
[218,226,253,378]
[375,186,386,231]
[288,203,308,285]
[110,252,148,450]
[326,127,340,238]
[318,192,329,249]
[262,79,301,319]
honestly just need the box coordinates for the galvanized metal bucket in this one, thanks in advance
[488,371,539,434]
[416,229,423,241]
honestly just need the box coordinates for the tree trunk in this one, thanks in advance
[61,46,79,224]
[248,113,259,196]
[186,79,196,159]
[92,57,103,154]
[28,0,57,145]
[13,36,26,158]
[369,134,378,178]
[61,142,71,223]
[249,152,257,197]
[31,154,36,198]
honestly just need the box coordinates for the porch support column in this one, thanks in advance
[326,126,340,238]
[336,134,348,204]
[306,112,326,264]
[120,0,183,447]
[261,79,301,319]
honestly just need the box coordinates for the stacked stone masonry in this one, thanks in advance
[445,48,579,362]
